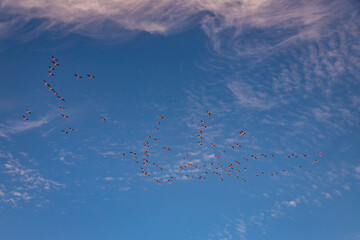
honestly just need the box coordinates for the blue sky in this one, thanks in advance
[0,0,359,239]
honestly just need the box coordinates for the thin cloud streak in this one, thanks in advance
[0,113,56,137]
[0,0,354,47]
[226,81,276,109]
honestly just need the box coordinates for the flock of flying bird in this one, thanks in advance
[23,56,102,134]
[117,112,325,184]
[21,56,325,185]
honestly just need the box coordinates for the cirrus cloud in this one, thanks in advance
[0,0,355,51]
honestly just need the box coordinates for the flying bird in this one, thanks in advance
[26,110,31,114]
[74,74,82,78]
[87,74,95,78]
[101,117,106,122]
[22,116,28,120]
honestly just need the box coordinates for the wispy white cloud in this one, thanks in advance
[323,192,332,199]
[103,177,114,181]
[208,217,247,240]
[0,0,354,48]
[235,219,247,234]
[119,186,131,191]
[249,213,264,226]
[282,200,297,207]
[0,113,56,138]
[99,176,124,181]
[4,159,65,190]
[355,165,360,180]
[226,80,276,109]
[0,130,8,139]
[55,149,83,165]
[1,153,65,205]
